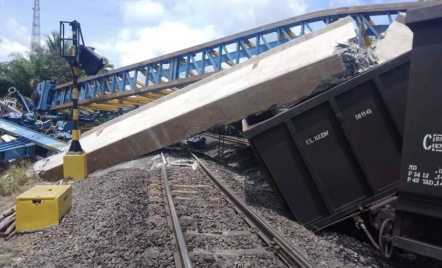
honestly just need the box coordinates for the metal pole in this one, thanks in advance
[62,20,87,181]
[69,22,83,153]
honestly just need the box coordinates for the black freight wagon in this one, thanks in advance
[243,52,411,230]
[393,5,442,261]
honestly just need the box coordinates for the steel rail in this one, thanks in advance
[161,152,193,268]
[50,2,437,111]
[190,152,317,268]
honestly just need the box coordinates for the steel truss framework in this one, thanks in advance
[51,2,433,112]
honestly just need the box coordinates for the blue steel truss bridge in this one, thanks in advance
[50,2,432,113]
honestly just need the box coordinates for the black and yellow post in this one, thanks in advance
[62,21,87,180]
[60,20,105,180]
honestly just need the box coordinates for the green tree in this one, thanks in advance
[0,31,114,97]
[45,31,60,53]
[0,53,38,96]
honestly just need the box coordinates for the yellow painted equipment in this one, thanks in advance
[63,152,88,180]
[16,185,72,232]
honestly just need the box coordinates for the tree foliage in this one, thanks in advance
[0,31,114,97]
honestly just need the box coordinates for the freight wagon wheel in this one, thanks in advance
[378,218,394,258]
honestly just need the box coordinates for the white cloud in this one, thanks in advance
[3,18,29,44]
[0,17,29,62]
[93,21,220,67]
[0,38,29,61]
[329,0,365,8]
[172,0,308,35]
[123,0,165,25]
[96,0,308,67]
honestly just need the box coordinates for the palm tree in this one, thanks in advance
[0,54,35,96]
[99,58,114,74]
[0,31,115,97]
[45,31,60,53]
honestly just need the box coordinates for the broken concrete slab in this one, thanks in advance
[35,17,359,180]
[371,13,413,64]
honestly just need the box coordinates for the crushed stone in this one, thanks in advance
[195,146,439,268]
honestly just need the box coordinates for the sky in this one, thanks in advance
[0,0,413,68]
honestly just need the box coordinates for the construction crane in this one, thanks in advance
[31,0,41,53]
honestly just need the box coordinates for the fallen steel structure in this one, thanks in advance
[49,2,433,113]
[0,137,35,163]
[0,118,66,162]
[0,3,432,158]
[0,119,66,152]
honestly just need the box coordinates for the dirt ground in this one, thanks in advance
[0,195,15,213]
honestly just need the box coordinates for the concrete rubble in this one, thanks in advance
[311,40,377,95]
[35,16,390,180]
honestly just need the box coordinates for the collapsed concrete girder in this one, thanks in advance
[35,17,361,180]
[371,13,413,64]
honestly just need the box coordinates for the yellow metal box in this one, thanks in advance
[63,152,88,180]
[16,185,72,232]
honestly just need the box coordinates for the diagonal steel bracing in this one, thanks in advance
[51,2,436,112]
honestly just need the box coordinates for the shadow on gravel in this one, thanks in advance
[189,139,442,268]
[186,139,292,218]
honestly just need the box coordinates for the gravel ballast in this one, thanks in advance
[1,146,440,268]
[164,153,285,268]
[1,155,176,268]
[192,145,440,268]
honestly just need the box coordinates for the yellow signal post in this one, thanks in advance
[60,20,105,180]
[62,21,87,180]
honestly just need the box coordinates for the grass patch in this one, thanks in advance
[0,160,41,196]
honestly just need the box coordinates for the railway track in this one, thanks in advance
[202,133,249,146]
[160,151,316,268]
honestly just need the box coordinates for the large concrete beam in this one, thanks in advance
[35,17,358,180]
[371,13,413,64]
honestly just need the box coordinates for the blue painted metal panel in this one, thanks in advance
[0,137,35,162]
[12,90,32,113]
[34,81,57,112]
[0,119,66,152]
